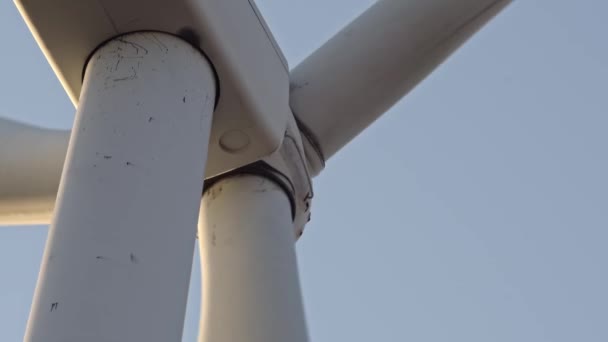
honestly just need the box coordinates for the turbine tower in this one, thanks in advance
[1,0,511,340]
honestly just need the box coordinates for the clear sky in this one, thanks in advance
[2,1,608,341]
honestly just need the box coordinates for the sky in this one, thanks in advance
[1,0,608,341]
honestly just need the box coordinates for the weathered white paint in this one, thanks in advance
[24,32,215,342]
[198,174,308,342]
[1,0,514,223]
[15,0,289,177]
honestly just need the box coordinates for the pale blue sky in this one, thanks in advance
[2,1,608,341]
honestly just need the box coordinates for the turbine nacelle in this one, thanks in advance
[15,0,290,177]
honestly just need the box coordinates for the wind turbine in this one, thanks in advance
[1,0,512,341]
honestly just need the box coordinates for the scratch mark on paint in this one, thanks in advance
[130,253,138,264]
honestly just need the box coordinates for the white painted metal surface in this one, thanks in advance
[14,0,289,177]
[0,119,68,225]
[290,0,512,165]
[24,33,215,341]
[198,175,308,342]
[1,0,514,225]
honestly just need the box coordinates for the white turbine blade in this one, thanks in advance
[0,117,68,225]
[290,0,512,167]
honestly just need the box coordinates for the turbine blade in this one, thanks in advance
[290,0,512,169]
[0,117,68,226]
